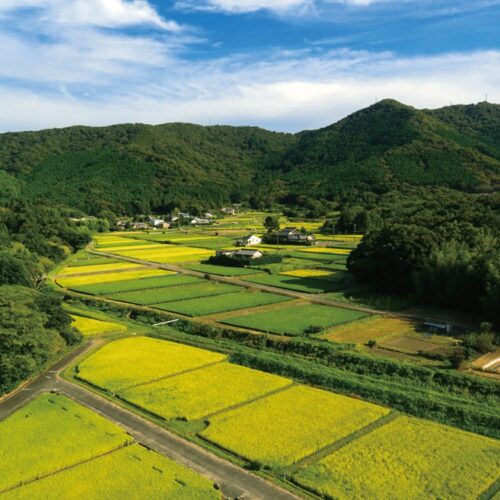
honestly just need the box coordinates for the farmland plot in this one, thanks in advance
[120,362,292,420]
[77,337,226,391]
[293,416,500,499]
[158,291,291,317]
[111,282,242,306]
[57,268,169,288]
[109,245,213,263]
[69,274,200,295]
[221,304,367,335]
[201,385,389,468]
[57,262,140,275]
[243,273,347,293]
[71,315,127,336]
[5,444,220,500]
[300,247,352,255]
[0,394,131,492]
[183,263,261,276]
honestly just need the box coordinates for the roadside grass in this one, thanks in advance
[120,362,292,421]
[293,416,500,499]
[5,444,220,500]
[111,282,242,306]
[69,274,201,295]
[56,268,169,288]
[158,291,290,317]
[201,385,388,469]
[220,303,368,336]
[71,315,127,337]
[0,393,131,492]
[76,337,226,391]
[243,272,349,294]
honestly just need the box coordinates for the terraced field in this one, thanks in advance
[293,416,500,499]
[120,362,292,420]
[69,274,200,295]
[110,281,241,306]
[77,337,226,391]
[221,303,367,335]
[201,385,389,468]
[71,314,127,336]
[158,291,291,316]
[0,394,131,492]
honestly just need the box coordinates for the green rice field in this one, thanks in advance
[183,263,261,276]
[220,303,367,335]
[68,274,201,295]
[109,281,242,306]
[243,273,348,293]
[156,291,291,316]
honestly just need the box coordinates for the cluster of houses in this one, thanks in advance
[264,227,315,245]
[116,213,217,231]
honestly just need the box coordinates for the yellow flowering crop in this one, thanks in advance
[280,269,336,278]
[293,416,500,499]
[58,262,139,275]
[201,385,389,468]
[5,445,220,500]
[77,337,226,391]
[0,394,131,492]
[71,315,127,337]
[301,247,351,255]
[56,268,170,288]
[120,362,292,421]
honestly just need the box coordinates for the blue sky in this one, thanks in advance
[0,0,499,132]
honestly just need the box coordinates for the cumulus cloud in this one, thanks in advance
[176,0,314,14]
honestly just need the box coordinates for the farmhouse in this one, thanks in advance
[237,234,262,246]
[191,217,212,225]
[235,249,263,260]
[221,207,236,215]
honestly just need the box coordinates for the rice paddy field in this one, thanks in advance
[69,274,201,295]
[157,291,291,317]
[120,362,292,420]
[243,273,347,293]
[104,245,213,264]
[183,263,261,276]
[4,444,220,500]
[201,385,389,468]
[71,314,127,336]
[110,281,241,306]
[57,261,140,275]
[290,251,349,262]
[77,337,226,391]
[280,269,339,279]
[56,267,169,288]
[300,247,352,255]
[293,416,500,499]
[0,393,131,492]
[221,303,367,335]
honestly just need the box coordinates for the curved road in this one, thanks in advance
[0,343,298,500]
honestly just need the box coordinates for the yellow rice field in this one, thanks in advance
[96,243,166,252]
[77,337,226,391]
[120,362,292,421]
[5,444,220,500]
[323,317,418,344]
[58,262,139,275]
[201,385,389,468]
[57,268,171,288]
[301,247,352,255]
[108,245,213,263]
[71,315,127,337]
[280,269,336,278]
[293,416,500,499]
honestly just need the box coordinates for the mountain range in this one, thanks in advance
[0,99,499,214]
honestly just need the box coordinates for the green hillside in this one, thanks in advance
[0,100,499,214]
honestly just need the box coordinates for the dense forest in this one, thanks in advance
[0,202,93,395]
[0,100,499,214]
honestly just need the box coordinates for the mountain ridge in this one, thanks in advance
[0,99,499,214]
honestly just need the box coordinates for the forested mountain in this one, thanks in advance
[0,100,499,215]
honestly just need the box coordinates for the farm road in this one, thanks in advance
[0,343,298,500]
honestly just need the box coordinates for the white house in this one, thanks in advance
[237,234,262,246]
[234,249,263,260]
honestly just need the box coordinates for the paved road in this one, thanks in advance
[0,343,298,500]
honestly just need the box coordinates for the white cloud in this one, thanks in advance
[1,48,498,132]
[176,0,314,14]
